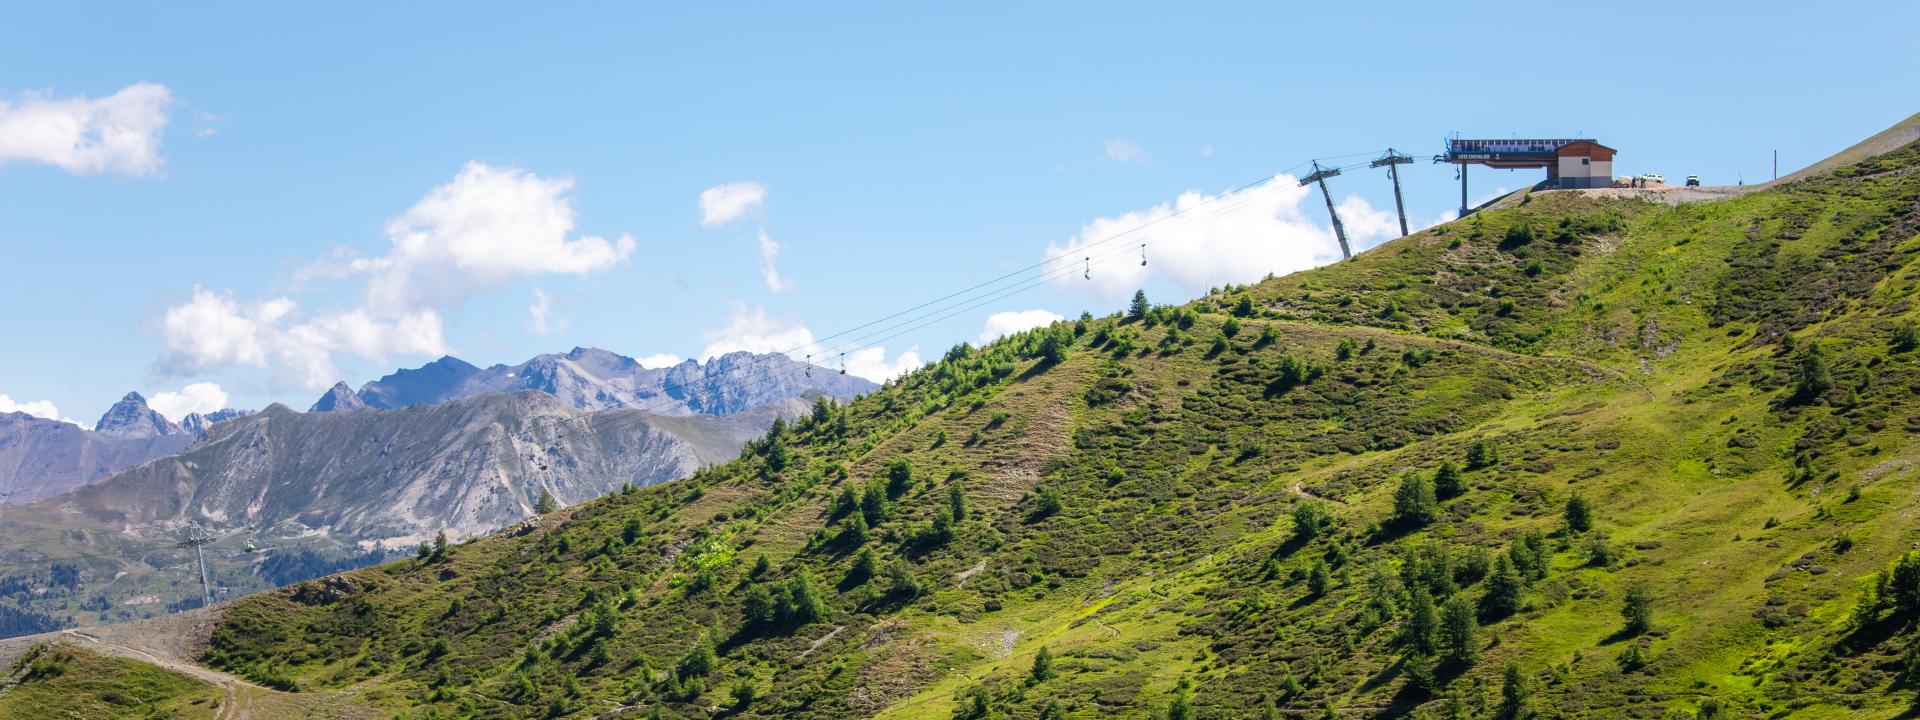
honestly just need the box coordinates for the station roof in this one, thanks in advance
[1443,138,1614,168]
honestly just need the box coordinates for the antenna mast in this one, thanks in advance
[1299,161,1351,259]
[1371,149,1415,237]
[176,521,213,608]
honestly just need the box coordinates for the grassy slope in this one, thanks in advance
[46,139,1920,720]
[0,643,220,719]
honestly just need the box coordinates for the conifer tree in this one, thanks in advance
[1565,492,1594,533]
[1030,645,1056,683]
[1129,290,1150,321]
[1466,439,1499,470]
[1440,595,1478,668]
[948,481,967,523]
[1621,583,1654,636]
[1394,471,1439,527]
[1403,586,1439,654]
[1433,461,1465,498]
[1482,554,1525,619]
[1499,661,1532,720]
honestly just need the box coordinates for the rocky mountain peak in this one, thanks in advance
[310,381,370,413]
[179,408,255,436]
[92,392,185,439]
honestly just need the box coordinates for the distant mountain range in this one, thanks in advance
[0,393,253,505]
[0,347,868,632]
[331,347,874,416]
[1,390,818,630]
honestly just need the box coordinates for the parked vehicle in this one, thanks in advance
[1685,175,1701,187]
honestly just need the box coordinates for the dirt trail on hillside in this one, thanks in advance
[61,628,254,720]
[0,606,378,719]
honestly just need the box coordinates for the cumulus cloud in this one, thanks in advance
[635,353,683,369]
[1042,176,1431,306]
[757,230,793,293]
[1045,175,1335,305]
[1104,138,1147,164]
[160,163,629,391]
[698,303,921,382]
[147,382,228,422]
[1335,196,1406,252]
[699,303,817,361]
[0,394,61,421]
[528,288,567,336]
[357,162,635,313]
[159,286,447,390]
[0,82,173,176]
[1415,186,1512,231]
[977,309,1065,345]
[699,181,767,227]
[845,346,923,382]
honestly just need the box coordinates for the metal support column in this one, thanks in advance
[177,521,212,608]
[1299,161,1350,259]
[1371,149,1414,237]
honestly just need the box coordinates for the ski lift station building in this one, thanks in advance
[1442,138,1617,190]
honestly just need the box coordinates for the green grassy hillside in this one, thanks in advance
[33,137,1920,720]
[0,643,220,719]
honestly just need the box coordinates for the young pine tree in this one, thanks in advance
[1433,461,1465,499]
[948,481,968,523]
[1394,471,1439,527]
[1790,343,1834,405]
[1499,661,1533,720]
[1466,439,1499,470]
[1621,583,1655,636]
[1030,645,1056,683]
[1128,290,1151,321]
[1439,595,1479,668]
[1564,492,1594,533]
[1308,559,1333,597]
[1482,555,1525,619]
[534,488,557,515]
[1402,586,1439,654]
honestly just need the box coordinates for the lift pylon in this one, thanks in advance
[1299,161,1351,259]
[176,521,213,609]
[1370,149,1415,237]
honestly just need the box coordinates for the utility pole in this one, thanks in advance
[1371,149,1415,237]
[177,521,213,609]
[1299,161,1351,259]
[1773,150,1778,182]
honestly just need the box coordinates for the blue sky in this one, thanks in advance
[2,2,1916,424]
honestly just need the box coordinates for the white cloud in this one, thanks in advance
[698,303,920,382]
[1104,138,1147,164]
[1045,174,1346,305]
[699,181,767,227]
[757,230,793,293]
[845,346,923,382]
[359,162,635,313]
[147,382,228,422]
[635,353,683,369]
[0,394,61,421]
[699,303,817,361]
[162,163,628,391]
[158,286,448,391]
[1335,196,1406,252]
[191,110,220,138]
[1415,186,1512,232]
[977,309,1065,345]
[0,82,172,176]
[528,287,565,336]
